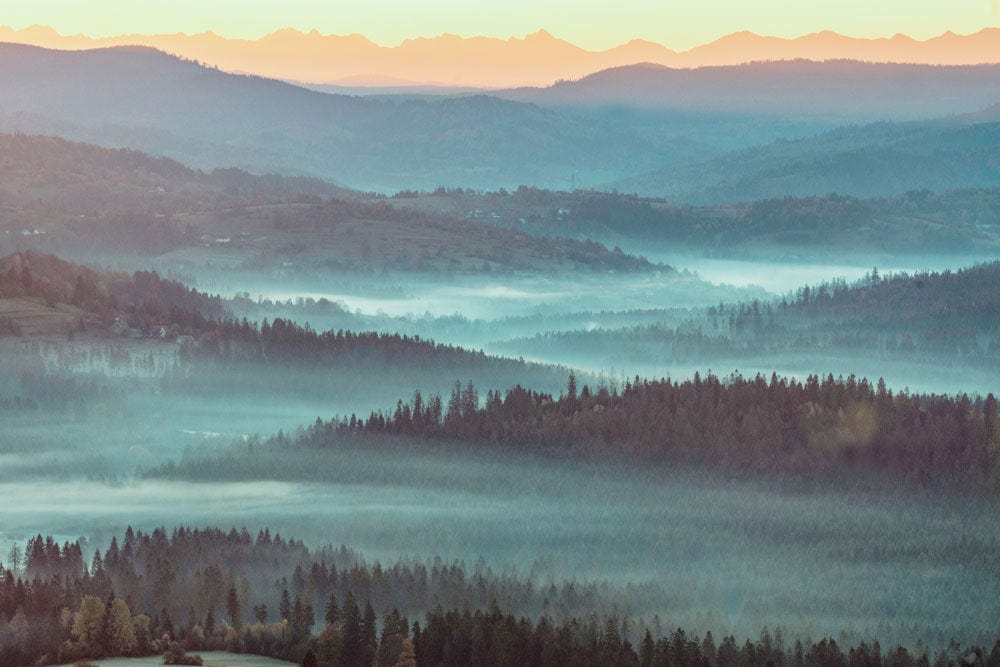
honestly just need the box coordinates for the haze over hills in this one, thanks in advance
[7,43,1000,198]
[383,186,1000,258]
[5,6,1000,667]
[501,61,1000,120]
[3,24,1000,88]
[613,110,1000,202]
[0,43,840,192]
[0,134,658,275]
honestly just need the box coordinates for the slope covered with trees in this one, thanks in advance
[156,369,999,492]
[2,526,997,666]
[0,251,226,335]
[386,186,1000,256]
[495,264,1000,394]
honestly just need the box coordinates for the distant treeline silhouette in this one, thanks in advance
[213,370,1000,490]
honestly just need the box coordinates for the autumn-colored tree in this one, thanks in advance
[71,595,105,651]
[107,597,137,655]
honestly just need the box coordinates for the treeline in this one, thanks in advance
[500,264,1000,368]
[246,372,999,490]
[412,608,1000,667]
[250,197,656,273]
[442,185,1000,253]
[775,264,1000,325]
[170,316,575,400]
[185,317,514,367]
[186,318,476,364]
[2,527,998,667]
[714,264,1000,362]
[0,525,646,665]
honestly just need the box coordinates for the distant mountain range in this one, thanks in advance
[0,43,661,191]
[2,42,999,198]
[0,43,831,192]
[3,24,1000,88]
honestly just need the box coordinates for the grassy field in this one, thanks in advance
[55,651,295,667]
[0,296,81,335]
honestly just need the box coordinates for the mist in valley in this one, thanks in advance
[2,17,1000,666]
[3,437,998,649]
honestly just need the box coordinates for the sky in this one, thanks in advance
[0,0,996,51]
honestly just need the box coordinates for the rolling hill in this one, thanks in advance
[380,186,1000,257]
[612,111,1000,202]
[0,134,658,273]
[0,43,687,192]
[10,44,999,198]
[501,60,1000,120]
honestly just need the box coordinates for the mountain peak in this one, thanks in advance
[526,29,556,40]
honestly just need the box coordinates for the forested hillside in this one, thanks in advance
[155,369,999,491]
[386,186,1000,255]
[494,264,1000,385]
[0,251,225,335]
[2,526,997,666]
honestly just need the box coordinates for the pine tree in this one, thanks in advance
[640,628,655,667]
[985,393,998,447]
[204,606,215,636]
[279,588,292,621]
[341,591,363,666]
[325,592,340,626]
[5,542,21,578]
[362,599,378,665]
[253,603,268,624]
[226,585,242,630]
[99,591,116,655]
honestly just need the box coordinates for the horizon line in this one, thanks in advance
[3,23,999,54]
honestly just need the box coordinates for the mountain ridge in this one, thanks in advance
[498,60,1000,119]
[3,24,1000,88]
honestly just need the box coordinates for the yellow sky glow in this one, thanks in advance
[0,0,996,51]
